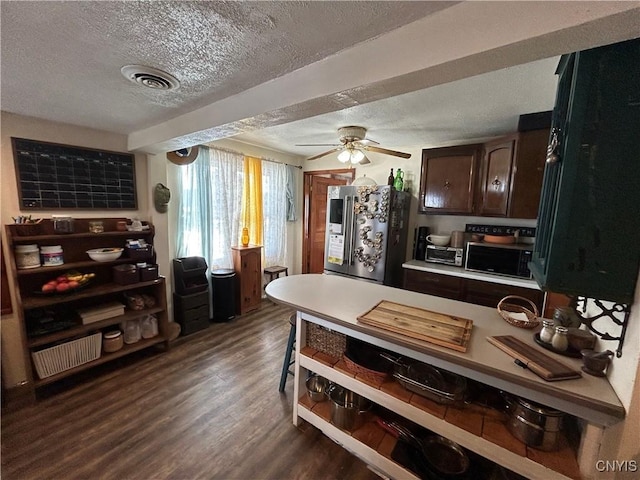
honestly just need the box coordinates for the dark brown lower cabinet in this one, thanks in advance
[403,269,544,312]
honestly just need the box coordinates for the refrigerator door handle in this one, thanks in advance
[342,195,353,265]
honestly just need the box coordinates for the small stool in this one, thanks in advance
[264,265,288,285]
[279,314,296,392]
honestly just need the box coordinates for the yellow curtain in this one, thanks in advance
[241,156,263,246]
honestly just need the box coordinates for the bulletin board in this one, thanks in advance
[11,137,138,210]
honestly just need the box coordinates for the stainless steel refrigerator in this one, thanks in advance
[324,185,411,286]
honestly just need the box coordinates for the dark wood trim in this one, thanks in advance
[301,169,355,273]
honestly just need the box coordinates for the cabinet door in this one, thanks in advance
[463,278,544,312]
[531,40,640,304]
[479,139,514,216]
[234,247,262,314]
[419,145,482,214]
[508,129,548,219]
[403,269,462,300]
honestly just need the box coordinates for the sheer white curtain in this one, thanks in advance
[176,147,244,270]
[261,161,287,267]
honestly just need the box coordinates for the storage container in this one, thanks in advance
[112,264,139,285]
[139,264,159,281]
[140,315,158,339]
[31,332,102,379]
[52,215,74,234]
[89,221,104,233]
[40,245,64,267]
[126,245,154,260]
[15,244,41,269]
[103,330,123,353]
[122,319,141,344]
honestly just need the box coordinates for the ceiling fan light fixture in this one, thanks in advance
[337,149,352,163]
[351,149,365,164]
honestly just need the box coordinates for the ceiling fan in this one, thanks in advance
[297,126,411,165]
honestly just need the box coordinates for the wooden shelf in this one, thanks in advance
[22,278,164,309]
[5,218,169,403]
[297,395,419,480]
[11,230,151,244]
[300,349,581,480]
[16,257,154,276]
[28,307,164,348]
[33,335,167,387]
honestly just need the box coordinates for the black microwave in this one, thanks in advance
[465,242,533,279]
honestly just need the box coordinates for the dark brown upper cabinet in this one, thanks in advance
[418,144,482,214]
[419,129,548,218]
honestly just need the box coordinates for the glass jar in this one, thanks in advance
[539,319,556,344]
[551,326,569,351]
[103,330,123,353]
[52,215,74,234]
[89,221,104,233]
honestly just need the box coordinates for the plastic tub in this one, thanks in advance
[15,244,41,269]
[40,245,64,267]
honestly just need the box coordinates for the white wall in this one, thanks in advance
[0,112,150,387]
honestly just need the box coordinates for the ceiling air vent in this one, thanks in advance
[121,65,180,91]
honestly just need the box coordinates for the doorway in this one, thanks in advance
[302,169,355,273]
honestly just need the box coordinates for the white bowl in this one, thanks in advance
[87,248,124,262]
[426,234,451,246]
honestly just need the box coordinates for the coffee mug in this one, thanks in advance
[451,231,465,248]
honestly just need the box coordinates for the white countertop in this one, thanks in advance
[266,273,624,426]
[403,259,541,290]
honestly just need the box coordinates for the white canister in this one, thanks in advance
[15,244,41,269]
[40,245,64,266]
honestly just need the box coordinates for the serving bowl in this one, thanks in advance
[426,234,451,246]
[87,248,124,262]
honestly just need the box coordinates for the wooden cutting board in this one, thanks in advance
[487,335,582,381]
[357,300,473,352]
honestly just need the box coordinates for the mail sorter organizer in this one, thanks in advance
[173,291,210,336]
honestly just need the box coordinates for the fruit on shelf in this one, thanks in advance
[40,271,95,293]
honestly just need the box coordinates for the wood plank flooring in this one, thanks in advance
[1,302,379,480]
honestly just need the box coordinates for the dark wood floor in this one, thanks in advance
[1,302,379,480]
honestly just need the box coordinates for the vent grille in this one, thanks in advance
[121,65,180,91]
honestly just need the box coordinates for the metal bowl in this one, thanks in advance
[422,435,470,476]
[305,375,329,402]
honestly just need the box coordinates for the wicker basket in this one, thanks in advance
[32,333,102,379]
[497,295,540,329]
[306,323,346,359]
[342,353,388,383]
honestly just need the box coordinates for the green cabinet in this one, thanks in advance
[530,39,640,304]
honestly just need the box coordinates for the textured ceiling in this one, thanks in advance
[2,1,640,157]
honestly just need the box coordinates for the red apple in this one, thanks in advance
[57,275,68,283]
[42,284,56,293]
[55,283,70,293]
[67,281,79,289]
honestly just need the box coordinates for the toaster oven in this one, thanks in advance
[425,245,464,266]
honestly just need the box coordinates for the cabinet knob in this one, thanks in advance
[444,180,451,190]
[491,177,501,188]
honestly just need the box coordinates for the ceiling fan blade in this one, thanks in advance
[306,147,343,161]
[358,138,379,145]
[358,154,371,165]
[363,145,411,159]
[296,143,342,147]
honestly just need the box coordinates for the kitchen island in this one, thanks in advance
[266,274,625,480]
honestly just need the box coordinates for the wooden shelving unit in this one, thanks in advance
[5,218,170,401]
[295,324,582,480]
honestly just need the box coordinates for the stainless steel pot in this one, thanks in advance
[305,374,329,402]
[504,395,564,451]
[328,385,371,430]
